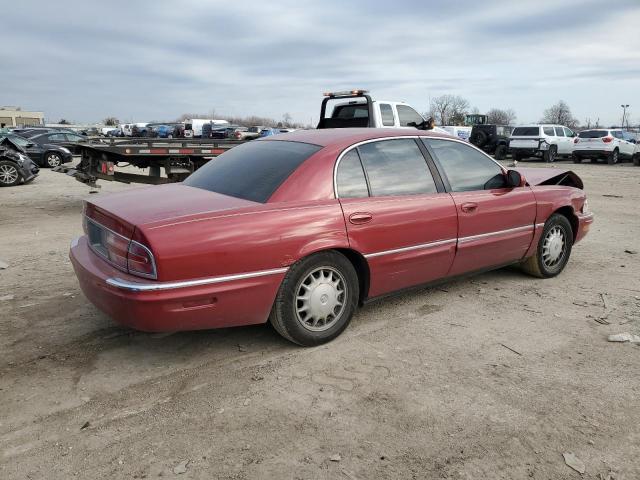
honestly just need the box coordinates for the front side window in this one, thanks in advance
[336,150,369,198]
[184,140,322,203]
[563,127,574,137]
[543,127,555,136]
[357,139,436,196]
[397,105,424,127]
[425,139,506,192]
[379,103,395,126]
[612,131,623,139]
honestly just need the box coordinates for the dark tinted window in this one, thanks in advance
[184,140,322,203]
[379,103,395,126]
[357,139,436,196]
[578,130,608,138]
[66,134,85,142]
[563,127,574,137]
[425,139,506,192]
[332,104,369,119]
[47,133,67,142]
[512,127,540,136]
[397,105,424,127]
[336,150,369,198]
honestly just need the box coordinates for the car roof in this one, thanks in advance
[261,128,454,147]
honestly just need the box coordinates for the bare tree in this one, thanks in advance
[429,94,470,126]
[103,117,119,126]
[540,101,578,128]
[58,118,70,125]
[282,112,293,127]
[486,108,517,125]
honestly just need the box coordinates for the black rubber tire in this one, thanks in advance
[0,160,21,187]
[572,153,582,163]
[512,152,523,161]
[494,144,508,160]
[472,130,488,147]
[269,251,359,346]
[45,152,63,168]
[543,145,557,163]
[521,214,573,278]
[607,148,619,165]
[633,154,640,166]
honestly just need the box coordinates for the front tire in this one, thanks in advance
[494,144,508,160]
[45,152,63,168]
[269,251,359,346]
[521,214,573,278]
[0,161,21,187]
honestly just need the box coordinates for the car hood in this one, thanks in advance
[86,183,259,228]
[515,167,583,189]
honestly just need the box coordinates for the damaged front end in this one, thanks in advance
[515,167,583,189]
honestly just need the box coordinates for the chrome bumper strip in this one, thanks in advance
[106,267,289,292]
[364,238,457,259]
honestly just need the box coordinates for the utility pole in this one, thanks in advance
[621,104,629,129]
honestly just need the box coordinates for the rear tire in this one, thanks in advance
[607,148,619,165]
[494,144,507,160]
[45,152,62,168]
[269,251,359,346]
[633,154,640,166]
[544,145,557,163]
[521,214,573,278]
[572,153,582,163]
[0,160,21,187]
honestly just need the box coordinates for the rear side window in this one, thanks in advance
[578,130,608,138]
[357,139,436,196]
[612,131,623,139]
[48,133,67,142]
[184,141,322,203]
[379,103,395,126]
[397,105,424,127]
[333,104,369,119]
[336,150,369,198]
[512,127,540,136]
[543,127,555,136]
[425,139,506,192]
[554,127,565,137]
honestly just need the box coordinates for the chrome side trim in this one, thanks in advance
[535,222,545,229]
[70,236,80,249]
[106,267,289,292]
[458,225,533,244]
[364,238,457,259]
[577,213,594,221]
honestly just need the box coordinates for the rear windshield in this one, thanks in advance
[512,127,540,136]
[332,104,369,119]
[184,140,322,203]
[578,130,608,138]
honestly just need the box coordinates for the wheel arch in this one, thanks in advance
[333,248,370,304]
[552,206,579,241]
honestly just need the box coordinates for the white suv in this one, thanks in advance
[573,129,636,164]
[509,124,576,162]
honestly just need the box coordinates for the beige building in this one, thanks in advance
[0,106,44,128]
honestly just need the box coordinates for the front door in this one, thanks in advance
[423,138,536,276]
[336,138,458,298]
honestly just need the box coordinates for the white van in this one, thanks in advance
[184,119,229,138]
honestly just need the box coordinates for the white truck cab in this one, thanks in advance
[317,90,448,134]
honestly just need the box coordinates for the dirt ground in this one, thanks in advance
[1,159,639,480]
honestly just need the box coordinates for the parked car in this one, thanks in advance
[234,126,267,140]
[259,127,286,137]
[509,124,576,162]
[0,133,73,168]
[469,124,513,159]
[634,141,640,166]
[572,129,636,164]
[69,128,592,346]
[0,137,39,187]
[184,119,228,138]
[149,125,175,138]
[29,131,88,155]
[209,125,242,139]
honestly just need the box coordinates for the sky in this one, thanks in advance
[3,0,640,127]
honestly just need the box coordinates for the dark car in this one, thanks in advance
[30,131,88,155]
[15,127,76,138]
[0,133,74,168]
[469,124,513,160]
[0,137,39,187]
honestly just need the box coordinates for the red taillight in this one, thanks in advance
[602,136,613,143]
[234,132,241,139]
[574,138,579,143]
[127,241,156,278]
[104,231,129,270]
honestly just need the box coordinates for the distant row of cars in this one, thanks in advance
[470,123,638,164]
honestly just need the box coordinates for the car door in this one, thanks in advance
[613,131,634,157]
[554,126,569,154]
[336,138,458,298]
[423,138,537,276]
[563,127,576,154]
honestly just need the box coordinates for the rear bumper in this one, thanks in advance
[511,147,544,157]
[69,236,285,332]
[573,149,610,158]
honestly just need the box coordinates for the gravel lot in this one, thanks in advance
[1,160,639,479]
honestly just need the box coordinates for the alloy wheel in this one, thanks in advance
[46,154,62,167]
[0,164,19,184]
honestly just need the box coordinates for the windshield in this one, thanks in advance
[184,140,322,203]
[3,134,29,147]
[578,130,608,138]
[512,127,540,136]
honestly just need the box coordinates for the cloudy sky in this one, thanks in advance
[3,0,640,126]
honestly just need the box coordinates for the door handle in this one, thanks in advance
[460,202,478,213]
[349,212,373,225]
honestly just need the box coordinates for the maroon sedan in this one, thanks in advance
[70,129,593,346]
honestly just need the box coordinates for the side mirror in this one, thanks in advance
[506,169,524,188]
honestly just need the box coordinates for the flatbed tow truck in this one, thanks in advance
[56,90,436,188]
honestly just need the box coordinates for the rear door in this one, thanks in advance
[423,138,536,276]
[553,126,570,155]
[336,138,457,297]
